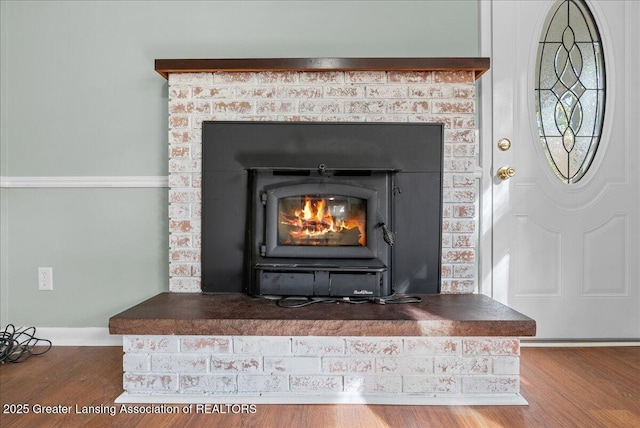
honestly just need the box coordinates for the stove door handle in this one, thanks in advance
[378,223,395,247]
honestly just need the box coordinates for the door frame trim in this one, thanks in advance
[478,0,494,298]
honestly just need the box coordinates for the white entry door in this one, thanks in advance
[488,0,639,339]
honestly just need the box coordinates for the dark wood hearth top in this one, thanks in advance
[109,293,535,337]
[154,57,490,80]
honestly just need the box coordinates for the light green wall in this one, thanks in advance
[0,0,478,327]
[5,188,168,327]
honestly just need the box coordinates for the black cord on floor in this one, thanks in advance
[275,294,422,308]
[373,295,422,304]
[276,296,369,308]
[0,324,52,363]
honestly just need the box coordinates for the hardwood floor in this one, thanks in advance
[1,346,638,427]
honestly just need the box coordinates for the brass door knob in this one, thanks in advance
[497,166,516,180]
[497,138,512,151]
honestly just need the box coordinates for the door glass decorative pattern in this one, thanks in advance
[535,0,605,184]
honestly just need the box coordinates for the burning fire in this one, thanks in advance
[280,196,366,246]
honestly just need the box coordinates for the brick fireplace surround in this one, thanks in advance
[109,58,536,405]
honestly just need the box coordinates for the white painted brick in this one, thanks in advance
[453,143,477,157]
[452,173,476,188]
[210,356,261,372]
[441,279,476,294]
[168,173,191,188]
[324,86,365,98]
[123,336,179,353]
[277,86,323,99]
[169,86,190,100]
[191,264,201,277]
[453,264,476,278]
[124,373,178,392]
[234,337,291,355]
[278,114,321,122]
[236,86,277,99]
[168,204,191,219]
[462,376,519,394]
[181,337,232,354]
[434,356,464,375]
[299,71,343,83]
[168,159,201,173]
[238,375,289,393]
[192,86,235,99]
[464,356,492,374]
[318,114,366,122]
[408,85,454,99]
[386,100,429,114]
[404,338,462,356]
[212,101,254,115]
[169,73,213,85]
[213,72,257,84]
[151,354,208,373]
[123,354,150,372]
[257,100,295,114]
[388,71,432,83]
[365,115,408,123]
[441,248,475,263]
[344,100,385,114]
[445,129,476,144]
[376,357,434,374]
[191,144,202,160]
[434,356,491,375]
[298,100,342,114]
[493,356,520,375]
[403,376,460,394]
[322,357,374,374]
[169,115,190,129]
[258,71,298,84]
[264,357,321,374]
[169,263,191,277]
[344,376,402,394]
[290,375,342,393]
[346,338,401,355]
[345,71,386,83]
[191,207,202,221]
[463,338,520,356]
[293,337,345,355]
[366,85,408,98]
[180,374,236,393]
[169,100,211,115]
[169,277,201,292]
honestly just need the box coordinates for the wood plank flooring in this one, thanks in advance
[1,346,638,427]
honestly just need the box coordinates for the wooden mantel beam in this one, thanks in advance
[154,57,490,80]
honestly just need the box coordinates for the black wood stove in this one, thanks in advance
[201,121,443,297]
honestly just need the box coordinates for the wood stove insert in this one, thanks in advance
[201,121,444,296]
[248,167,394,297]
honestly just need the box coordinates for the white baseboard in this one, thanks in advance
[34,327,122,346]
[20,328,640,348]
[520,340,640,347]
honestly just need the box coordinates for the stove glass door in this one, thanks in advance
[278,194,366,247]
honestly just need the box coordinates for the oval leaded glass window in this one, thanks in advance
[536,0,606,184]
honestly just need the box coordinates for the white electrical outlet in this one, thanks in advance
[38,267,53,291]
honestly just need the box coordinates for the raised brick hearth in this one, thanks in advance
[110,293,535,404]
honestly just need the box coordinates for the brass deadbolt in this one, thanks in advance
[497,138,512,151]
